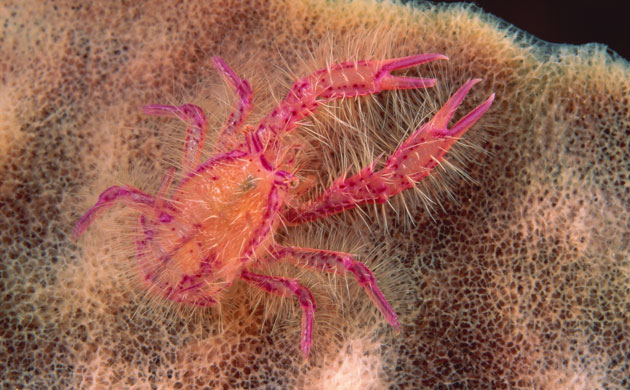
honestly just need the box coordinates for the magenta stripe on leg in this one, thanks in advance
[73,185,156,240]
[270,246,400,331]
[211,57,254,151]
[240,269,316,358]
[143,103,208,172]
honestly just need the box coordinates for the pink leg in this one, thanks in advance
[283,79,495,224]
[143,103,208,173]
[240,269,316,358]
[270,245,400,331]
[251,53,448,155]
[153,167,175,211]
[211,57,254,152]
[72,186,158,240]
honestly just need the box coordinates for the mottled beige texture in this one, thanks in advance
[1,1,628,389]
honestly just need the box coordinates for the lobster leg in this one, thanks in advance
[143,103,208,173]
[270,245,400,331]
[240,269,316,358]
[211,57,254,152]
[72,185,158,240]
[283,79,495,224]
[251,53,448,155]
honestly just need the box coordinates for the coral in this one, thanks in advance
[1,0,628,389]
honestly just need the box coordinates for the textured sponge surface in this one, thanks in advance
[1,1,628,389]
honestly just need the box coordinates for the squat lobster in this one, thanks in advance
[73,53,494,358]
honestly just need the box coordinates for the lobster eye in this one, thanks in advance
[274,170,298,188]
[288,176,299,188]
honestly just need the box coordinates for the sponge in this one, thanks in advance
[1,1,628,389]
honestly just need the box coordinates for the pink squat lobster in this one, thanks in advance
[73,53,494,358]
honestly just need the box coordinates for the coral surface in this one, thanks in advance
[1,1,628,389]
